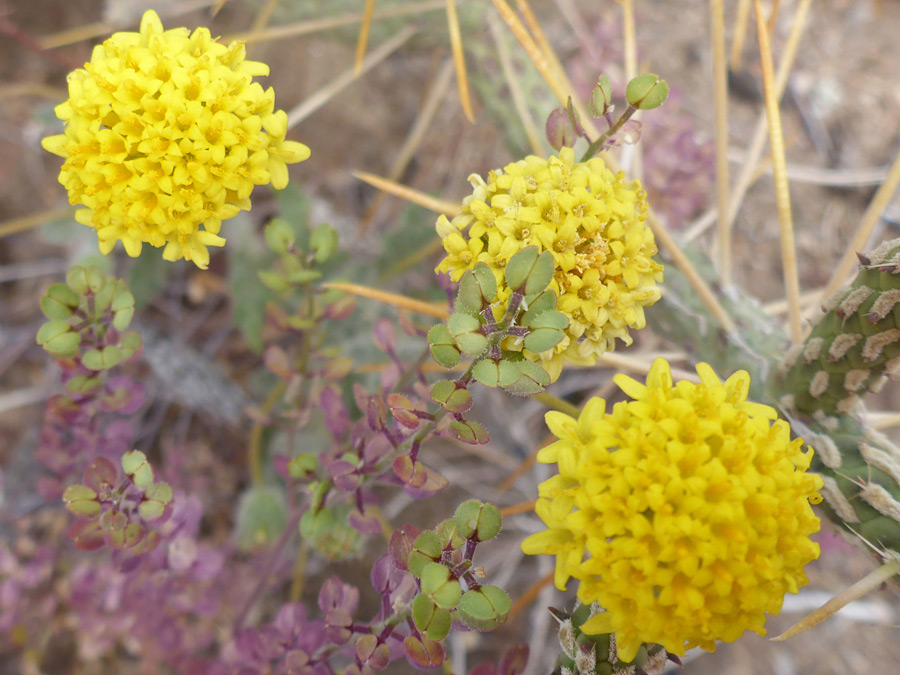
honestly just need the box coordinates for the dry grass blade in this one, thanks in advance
[500,500,538,517]
[753,0,802,343]
[354,0,377,75]
[361,58,456,233]
[286,27,415,129]
[819,148,900,301]
[229,0,445,45]
[38,0,218,49]
[245,0,282,58]
[508,570,555,621]
[773,559,900,641]
[0,207,75,239]
[487,14,544,156]
[445,0,475,123]
[353,171,462,217]
[323,282,449,319]
[619,0,642,178]
[710,0,731,284]
[726,0,812,229]
[730,0,752,69]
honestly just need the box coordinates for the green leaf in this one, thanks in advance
[235,486,288,552]
[228,217,274,354]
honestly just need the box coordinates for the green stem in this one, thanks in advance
[580,105,638,162]
[532,391,580,417]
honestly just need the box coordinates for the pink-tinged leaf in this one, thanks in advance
[468,666,498,675]
[109,522,145,550]
[324,295,356,320]
[389,525,420,571]
[363,433,392,464]
[348,508,382,535]
[265,345,294,378]
[366,396,388,432]
[387,394,420,429]
[499,645,529,675]
[392,456,427,488]
[328,461,359,491]
[321,356,353,380]
[353,383,370,415]
[70,519,106,551]
[397,311,418,337]
[373,318,397,354]
[320,386,351,439]
[82,457,118,493]
[99,509,127,532]
[129,529,160,555]
[404,635,444,669]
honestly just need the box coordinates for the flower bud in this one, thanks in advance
[430,380,474,414]
[625,74,669,110]
[428,324,461,369]
[558,619,577,658]
[590,74,613,117]
[408,531,442,577]
[411,593,452,642]
[311,223,339,263]
[454,499,502,541]
[122,450,154,488]
[63,485,101,517]
[420,562,462,609]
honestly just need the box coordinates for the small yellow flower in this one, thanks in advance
[522,358,823,662]
[42,10,310,269]
[436,148,662,380]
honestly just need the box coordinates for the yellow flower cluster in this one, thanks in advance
[436,147,662,380]
[522,358,823,662]
[42,10,310,269]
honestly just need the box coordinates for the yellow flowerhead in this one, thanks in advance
[436,147,662,380]
[41,10,310,269]
[521,358,823,662]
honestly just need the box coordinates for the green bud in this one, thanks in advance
[46,283,80,309]
[92,279,116,314]
[454,500,502,541]
[524,327,565,353]
[625,73,669,110]
[472,262,498,302]
[235,486,288,552]
[41,329,81,359]
[449,419,490,445]
[36,319,72,347]
[122,450,154,489]
[502,360,549,396]
[264,218,296,254]
[524,250,555,297]
[288,453,318,479]
[434,518,466,550]
[82,345,124,371]
[300,505,334,540]
[258,270,293,293]
[409,530,443,577]
[411,594,452,642]
[472,359,500,388]
[420,562,462,609]
[455,332,488,357]
[66,266,106,296]
[505,247,539,291]
[456,270,484,315]
[520,290,558,325]
[590,74,613,117]
[65,375,102,395]
[428,325,461,369]
[430,381,474,414]
[117,331,142,360]
[100,510,128,531]
[447,312,481,337]
[40,291,75,320]
[497,359,520,388]
[63,485,101,517]
[287,269,323,285]
[310,223,339,263]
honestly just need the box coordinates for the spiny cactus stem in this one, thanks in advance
[773,558,900,641]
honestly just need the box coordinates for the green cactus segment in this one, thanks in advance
[777,240,900,416]
[789,413,900,553]
[552,604,670,675]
